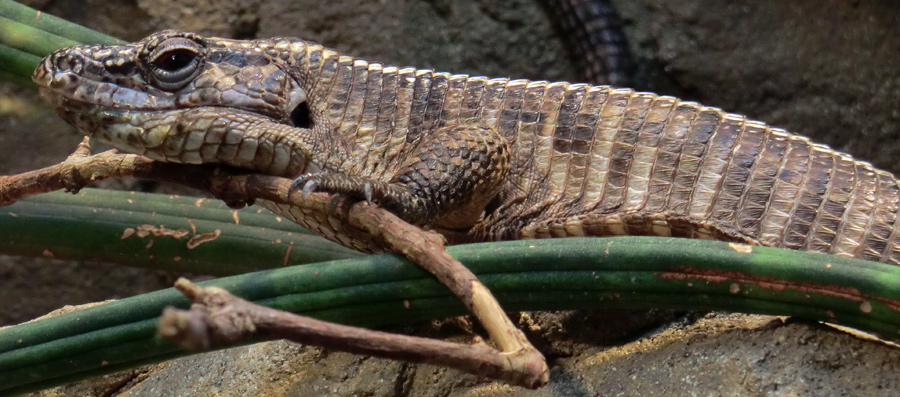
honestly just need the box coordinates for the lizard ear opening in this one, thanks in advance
[483,196,503,219]
[290,102,311,129]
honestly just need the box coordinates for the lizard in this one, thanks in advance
[544,0,633,87]
[30,29,900,265]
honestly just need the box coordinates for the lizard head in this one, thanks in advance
[34,30,308,125]
[32,30,314,175]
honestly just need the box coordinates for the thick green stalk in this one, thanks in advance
[1,237,899,394]
[0,42,41,79]
[0,0,118,46]
[1,189,362,275]
[0,1,118,83]
[0,15,80,58]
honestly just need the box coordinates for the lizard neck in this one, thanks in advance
[275,39,359,173]
[281,40,336,118]
[280,38,455,179]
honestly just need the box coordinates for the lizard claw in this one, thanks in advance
[287,176,304,195]
[300,179,318,198]
[288,175,318,199]
[363,181,375,203]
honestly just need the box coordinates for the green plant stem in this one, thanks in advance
[0,42,41,79]
[0,1,120,81]
[0,0,119,46]
[0,16,79,59]
[1,189,362,275]
[1,236,899,394]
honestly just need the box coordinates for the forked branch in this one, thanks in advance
[0,138,549,388]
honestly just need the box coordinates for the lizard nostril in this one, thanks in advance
[53,54,67,70]
[53,50,83,74]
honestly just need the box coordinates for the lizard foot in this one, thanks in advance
[289,171,427,223]
[287,124,511,228]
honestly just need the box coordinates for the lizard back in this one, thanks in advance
[295,42,900,264]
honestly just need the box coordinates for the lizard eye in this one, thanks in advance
[147,37,204,91]
[156,49,195,71]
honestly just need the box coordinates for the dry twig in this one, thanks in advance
[160,278,547,387]
[0,139,549,388]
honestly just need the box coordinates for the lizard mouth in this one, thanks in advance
[36,90,312,177]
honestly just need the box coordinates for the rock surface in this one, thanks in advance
[2,0,899,395]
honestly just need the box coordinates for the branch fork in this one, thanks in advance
[0,138,549,388]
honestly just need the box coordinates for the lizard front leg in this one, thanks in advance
[292,124,510,230]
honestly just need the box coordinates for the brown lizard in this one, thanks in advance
[31,29,900,264]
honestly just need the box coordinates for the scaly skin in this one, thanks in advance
[32,30,900,263]
[545,0,633,86]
